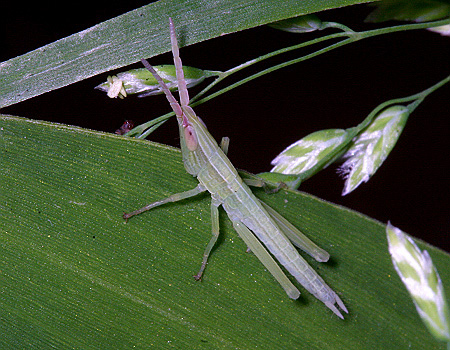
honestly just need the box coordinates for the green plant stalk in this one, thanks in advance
[190,18,450,105]
[283,73,450,183]
[355,73,450,131]
[131,18,450,138]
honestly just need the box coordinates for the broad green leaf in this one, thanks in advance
[1,115,450,349]
[0,0,373,108]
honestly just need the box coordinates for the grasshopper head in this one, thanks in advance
[176,105,214,176]
[177,105,199,152]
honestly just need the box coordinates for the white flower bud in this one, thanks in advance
[428,24,450,36]
[105,76,127,99]
[387,223,450,342]
[96,66,219,98]
[366,0,450,23]
[339,105,409,195]
[271,129,349,176]
[269,14,323,33]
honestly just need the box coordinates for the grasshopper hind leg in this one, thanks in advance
[231,220,301,299]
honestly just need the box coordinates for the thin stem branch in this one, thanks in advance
[190,18,450,107]
[129,18,450,138]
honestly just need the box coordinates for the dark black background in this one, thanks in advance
[2,2,449,252]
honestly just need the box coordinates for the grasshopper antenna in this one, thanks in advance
[168,17,190,107]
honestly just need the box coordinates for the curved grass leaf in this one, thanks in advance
[0,0,372,108]
[1,115,449,349]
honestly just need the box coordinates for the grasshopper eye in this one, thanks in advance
[184,125,198,151]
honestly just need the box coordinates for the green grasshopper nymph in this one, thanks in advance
[124,18,348,319]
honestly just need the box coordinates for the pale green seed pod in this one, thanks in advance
[366,0,450,23]
[387,223,450,343]
[96,65,220,98]
[339,105,410,196]
[365,0,450,36]
[271,128,349,175]
[268,14,323,33]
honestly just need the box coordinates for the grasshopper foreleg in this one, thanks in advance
[242,176,287,194]
[123,184,206,220]
[259,201,330,262]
